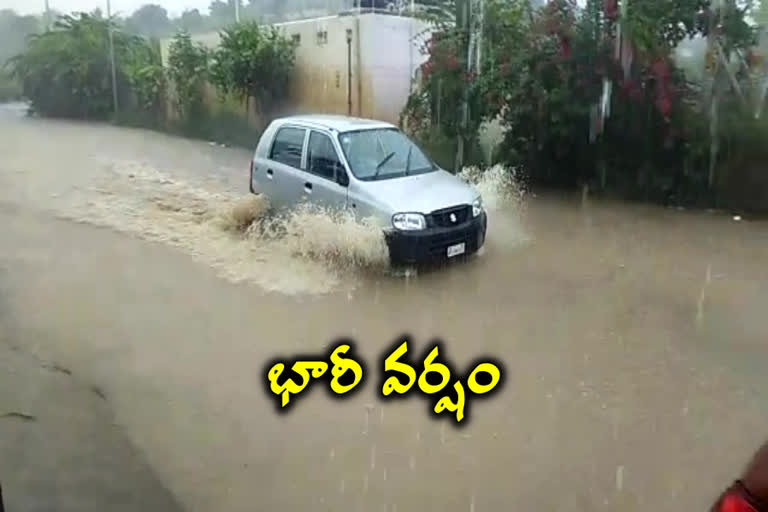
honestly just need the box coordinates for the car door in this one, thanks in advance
[301,130,349,212]
[264,125,308,211]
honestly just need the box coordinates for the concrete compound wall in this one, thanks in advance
[159,13,430,126]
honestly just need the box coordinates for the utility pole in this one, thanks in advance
[455,0,477,171]
[44,0,51,30]
[408,0,414,93]
[347,29,353,116]
[706,0,721,190]
[106,0,119,118]
[235,0,241,23]
[476,0,483,75]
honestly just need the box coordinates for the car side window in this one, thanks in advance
[307,131,342,181]
[270,127,305,169]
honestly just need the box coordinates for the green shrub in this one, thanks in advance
[10,12,162,120]
[167,30,208,121]
[209,21,297,126]
[0,72,21,102]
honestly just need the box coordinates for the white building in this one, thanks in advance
[160,12,431,125]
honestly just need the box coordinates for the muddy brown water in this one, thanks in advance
[1,104,768,511]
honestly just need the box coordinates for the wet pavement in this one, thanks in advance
[1,104,768,511]
[0,339,183,512]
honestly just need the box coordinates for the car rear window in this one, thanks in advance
[307,131,342,180]
[270,127,305,169]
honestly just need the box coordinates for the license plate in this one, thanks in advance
[447,242,466,258]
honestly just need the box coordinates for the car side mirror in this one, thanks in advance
[337,170,349,187]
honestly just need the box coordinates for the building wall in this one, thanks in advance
[160,13,428,126]
[280,15,360,117]
[358,13,429,123]
[277,13,429,123]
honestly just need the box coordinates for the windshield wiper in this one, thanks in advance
[404,146,413,176]
[373,151,396,178]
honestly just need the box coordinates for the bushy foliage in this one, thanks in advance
[122,39,166,120]
[0,9,40,64]
[167,30,209,120]
[9,12,152,119]
[404,0,759,205]
[209,21,297,119]
[9,9,298,144]
[0,72,22,102]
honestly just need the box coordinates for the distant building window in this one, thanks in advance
[316,30,328,46]
[292,34,301,45]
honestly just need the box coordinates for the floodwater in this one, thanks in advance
[2,103,768,511]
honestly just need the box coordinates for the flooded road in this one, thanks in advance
[2,104,768,511]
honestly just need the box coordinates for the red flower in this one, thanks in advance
[656,95,672,117]
[445,54,460,71]
[651,58,669,79]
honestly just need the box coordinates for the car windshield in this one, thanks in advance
[337,128,436,181]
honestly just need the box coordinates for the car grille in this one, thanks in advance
[427,205,471,228]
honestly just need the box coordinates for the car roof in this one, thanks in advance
[277,115,395,133]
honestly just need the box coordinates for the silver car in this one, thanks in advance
[249,115,487,263]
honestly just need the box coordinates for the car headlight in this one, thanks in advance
[472,197,484,217]
[392,213,426,231]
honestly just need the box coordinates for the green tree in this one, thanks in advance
[10,12,153,119]
[0,9,40,101]
[209,0,242,27]
[209,21,297,122]
[125,4,172,38]
[178,9,206,33]
[122,39,166,121]
[404,0,529,168]
[494,0,754,197]
[0,9,40,64]
[405,0,755,203]
[167,30,209,120]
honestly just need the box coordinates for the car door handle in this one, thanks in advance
[266,169,273,179]
[304,182,313,193]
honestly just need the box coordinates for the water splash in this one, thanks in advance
[53,159,527,294]
[60,161,388,296]
[258,204,389,270]
[457,164,529,250]
[457,163,526,212]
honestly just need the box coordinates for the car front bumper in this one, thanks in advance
[384,212,487,264]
